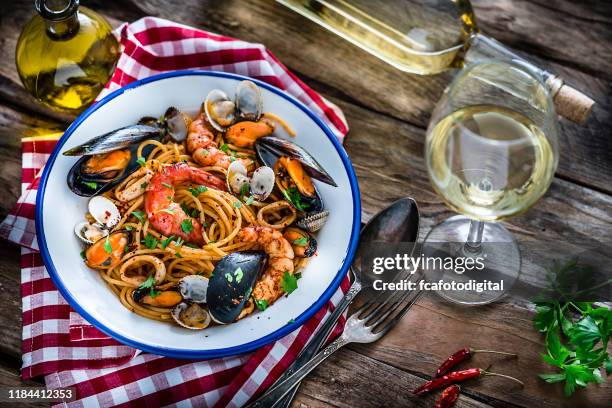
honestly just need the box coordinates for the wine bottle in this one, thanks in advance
[277,0,594,123]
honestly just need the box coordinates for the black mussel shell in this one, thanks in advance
[207,251,267,324]
[67,143,155,196]
[63,125,162,156]
[255,136,337,187]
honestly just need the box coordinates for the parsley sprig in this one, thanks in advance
[139,274,160,298]
[534,258,612,396]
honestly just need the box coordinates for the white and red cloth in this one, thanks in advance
[0,17,350,407]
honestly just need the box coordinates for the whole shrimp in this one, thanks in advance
[187,113,253,169]
[144,162,226,245]
[237,226,295,305]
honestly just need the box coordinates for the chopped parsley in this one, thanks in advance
[281,271,298,294]
[234,267,243,283]
[288,318,295,324]
[79,250,86,260]
[83,181,98,190]
[180,219,194,234]
[141,182,148,189]
[174,237,185,247]
[254,298,268,311]
[220,144,230,153]
[233,201,242,208]
[160,208,175,215]
[240,183,250,197]
[161,182,173,189]
[144,234,158,249]
[245,195,255,206]
[293,237,308,246]
[137,156,147,167]
[224,273,233,283]
[180,203,199,218]
[161,235,175,249]
[131,211,146,224]
[125,225,134,231]
[295,272,302,280]
[138,274,160,298]
[188,185,208,197]
[174,252,183,258]
[103,235,112,254]
[282,187,310,212]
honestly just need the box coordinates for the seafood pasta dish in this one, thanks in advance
[64,80,337,330]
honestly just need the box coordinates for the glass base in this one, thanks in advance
[422,215,520,305]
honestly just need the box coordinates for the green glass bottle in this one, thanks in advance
[15,0,119,114]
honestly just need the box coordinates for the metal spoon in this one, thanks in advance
[268,197,420,408]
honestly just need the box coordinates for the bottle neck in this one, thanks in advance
[36,0,80,40]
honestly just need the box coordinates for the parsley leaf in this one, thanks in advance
[161,235,175,249]
[233,201,242,208]
[293,237,308,246]
[240,183,250,197]
[188,185,208,197]
[180,219,194,234]
[138,274,159,298]
[83,181,98,190]
[131,211,146,224]
[103,235,112,253]
[137,156,147,167]
[254,298,268,311]
[281,271,298,295]
[282,187,310,212]
[144,234,158,249]
[220,144,230,153]
[234,267,243,283]
[245,195,255,206]
[161,182,173,189]
[569,316,601,349]
[180,203,199,218]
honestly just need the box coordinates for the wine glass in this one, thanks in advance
[422,59,559,305]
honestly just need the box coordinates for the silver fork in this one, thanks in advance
[248,287,423,407]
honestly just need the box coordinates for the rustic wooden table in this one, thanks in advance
[1,1,611,407]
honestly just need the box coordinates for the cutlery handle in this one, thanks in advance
[272,279,362,408]
[249,337,349,408]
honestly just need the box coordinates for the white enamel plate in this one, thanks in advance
[36,71,361,358]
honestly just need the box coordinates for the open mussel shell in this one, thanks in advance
[204,89,236,132]
[178,275,209,303]
[84,230,132,269]
[255,136,337,187]
[63,125,161,157]
[67,142,156,197]
[206,251,267,324]
[235,80,263,122]
[171,302,212,330]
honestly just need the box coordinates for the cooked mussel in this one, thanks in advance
[206,251,267,324]
[84,230,131,269]
[283,227,317,258]
[133,288,182,307]
[65,108,190,197]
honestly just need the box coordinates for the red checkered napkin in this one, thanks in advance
[0,17,351,407]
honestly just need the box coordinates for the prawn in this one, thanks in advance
[144,162,226,245]
[186,113,252,169]
[237,226,295,305]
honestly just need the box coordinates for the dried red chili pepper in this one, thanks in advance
[436,347,517,377]
[435,385,460,408]
[412,368,524,395]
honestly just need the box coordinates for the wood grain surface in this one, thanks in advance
[0,1,610,407]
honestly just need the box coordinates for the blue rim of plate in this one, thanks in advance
[35,69,361,359]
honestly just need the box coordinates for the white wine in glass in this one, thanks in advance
[423,60,559,305]
[426,105,557,222]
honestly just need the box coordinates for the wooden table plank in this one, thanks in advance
[0,2,610,408]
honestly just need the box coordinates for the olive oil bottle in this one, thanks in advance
[16,0,119,114]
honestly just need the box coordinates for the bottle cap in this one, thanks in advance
[35,0,79,21]
[546,76,595,124]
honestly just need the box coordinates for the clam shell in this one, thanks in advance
[250,166,274,201]
[296,210,330,232]
[226,161,249,194]
[235,80,262,122]
[74,221,108,244]
[204,89,236,132]
[88,196,121,229]
[171,302,212,330]
[178,275,209,303]
[164,107,191,142]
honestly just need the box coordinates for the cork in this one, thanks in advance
[553,84,595,124]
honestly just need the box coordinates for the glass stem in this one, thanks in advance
[464,219,484,254]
